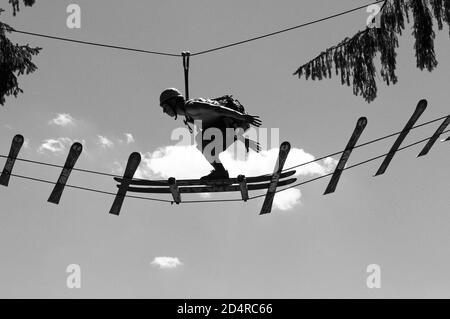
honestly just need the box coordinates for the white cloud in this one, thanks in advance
[38,138,73,155]
[111,160,124,175]
[140,145,210,179]
[49,114,75,127]
[138,143,337,212]
[220,147,336,212]
[23,138,31,149]
[97,135,114,149]
[273,188,302,211]
[125,133,135,144]
[151,257,183,269]
[219,146,337,178]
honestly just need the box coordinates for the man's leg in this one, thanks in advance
[211,162,226,172]
[202,133,226,173]
[195,127,228,179]
[202,125,236,180]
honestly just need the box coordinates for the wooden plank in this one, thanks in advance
[260,141,291,215]
[109,152,141,216]
[123,178,296,194]
[238,175,249,202]
[114,170,296,186]
[0,134,24,187]
[168,177,181,204]
[375,99,427,176]
[417,114,450,157]
[48,143,83,204]
[324,117,367,195]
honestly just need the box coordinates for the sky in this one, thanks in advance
[0,0,449,298]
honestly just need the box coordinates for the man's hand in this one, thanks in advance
[244,114,262,127]
[244,138,261,153]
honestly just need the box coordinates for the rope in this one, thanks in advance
[7,1,386,57]
[9,173,173,203]
[282,114,449,172]
[1,128,448,205]
[1,113,448,183]
[250,128,450,200]
[9,28,181,57]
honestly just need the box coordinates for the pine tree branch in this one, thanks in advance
[294,0,450,103]
[9,0,36,16]
[0,4,41,105]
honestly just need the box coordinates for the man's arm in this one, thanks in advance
[186,100,244,120]
[186,99,262,127]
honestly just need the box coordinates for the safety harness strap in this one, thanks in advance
[182,51,194,133]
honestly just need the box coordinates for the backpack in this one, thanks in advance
[211,95,250,131]
[183,95,250,133]
[211,95,247,114]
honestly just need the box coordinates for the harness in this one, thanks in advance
[182,104,194,133]
[182,51,194,133]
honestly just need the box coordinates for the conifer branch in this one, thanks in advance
[294,0,450,103]
[0,1,40,105]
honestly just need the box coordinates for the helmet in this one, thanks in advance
[159,88,183,106]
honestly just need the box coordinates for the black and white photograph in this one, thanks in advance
[0,0,449,304]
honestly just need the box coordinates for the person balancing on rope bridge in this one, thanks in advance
[158,88,262,181]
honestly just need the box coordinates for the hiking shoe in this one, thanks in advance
[200,170,230,182]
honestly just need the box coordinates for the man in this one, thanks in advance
[159,88,262,180]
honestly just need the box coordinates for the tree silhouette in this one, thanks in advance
[0,0,41,105]
[294,0,450,103]
[9,0,36,16]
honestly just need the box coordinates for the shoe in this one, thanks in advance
[200,169,230,182]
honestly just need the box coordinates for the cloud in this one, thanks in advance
[219,146,337,178]
[138,143,337,211]
[23,138,31,149]
[140,145,211,179]
[38,138,73,155]
[125,133,135,144]
[151,257,183,269]
[49,114,75,127]
[111,160,124,175]
[220,146,336,212]
[273,188,302,211]
[97,135,114,149]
